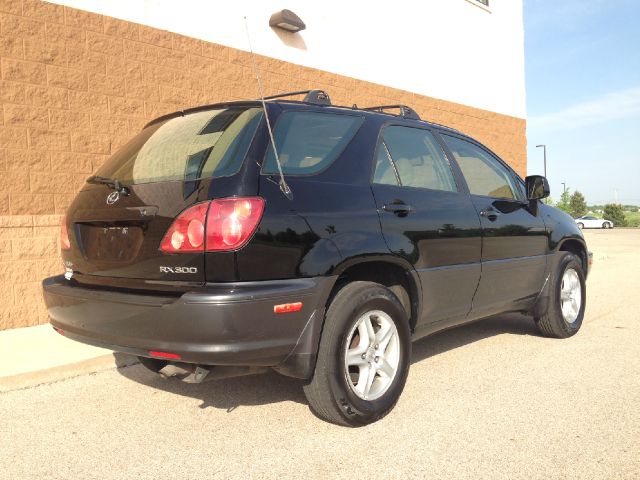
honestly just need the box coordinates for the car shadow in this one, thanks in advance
[115,313,539,413]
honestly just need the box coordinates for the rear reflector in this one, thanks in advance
[60,214,71,250]
[274,302,303,314]
[149,350,182,360]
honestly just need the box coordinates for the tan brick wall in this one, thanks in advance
[0,0,526,330]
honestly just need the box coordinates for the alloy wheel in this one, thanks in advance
[560,268,582,324]
[344,310,400,401]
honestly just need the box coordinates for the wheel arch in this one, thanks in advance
[557,238,589,275]
[329,256,421,331]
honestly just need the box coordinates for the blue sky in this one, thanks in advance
[524,0,640,205]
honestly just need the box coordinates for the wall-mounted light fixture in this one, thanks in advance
[269,9,306,33]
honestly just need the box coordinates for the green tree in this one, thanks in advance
[556,189,571,215]
[569,190,588,217]
[603,204,627,227]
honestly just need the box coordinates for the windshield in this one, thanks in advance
[95,107,262,185]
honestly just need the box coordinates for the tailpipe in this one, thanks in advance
[138,357,268,384]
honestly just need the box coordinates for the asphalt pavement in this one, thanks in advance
[1,229,638,479]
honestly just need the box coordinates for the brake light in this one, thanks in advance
[60,214,71,250]
[160,197,265,253]
[206,197,265,251]
[160,203,208,253]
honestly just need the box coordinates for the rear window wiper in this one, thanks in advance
[86,176,130,195]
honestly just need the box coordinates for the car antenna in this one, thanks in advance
[243,16,293,200]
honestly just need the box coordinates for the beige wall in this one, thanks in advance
[0,0,526,330]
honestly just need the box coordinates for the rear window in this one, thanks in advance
[95,107,262,185]
[262,111,364,175]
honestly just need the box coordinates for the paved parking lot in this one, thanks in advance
[1,230,639,479]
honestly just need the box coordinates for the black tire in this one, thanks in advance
[303,281,411,426]
[603,222,611,229]
[577,222,584,229]
[535,252,586,338]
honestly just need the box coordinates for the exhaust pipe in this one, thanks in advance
[156,362,268,384]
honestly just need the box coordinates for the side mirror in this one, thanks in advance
[525,175,550,200]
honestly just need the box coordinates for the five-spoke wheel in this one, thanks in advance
[535,252,586,338]
[344,310,400,401]
[303,281,411,426]
[559,268,582,324]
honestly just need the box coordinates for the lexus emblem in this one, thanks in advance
[106,191,120,204]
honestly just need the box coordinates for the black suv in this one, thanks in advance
[43,90,590,426]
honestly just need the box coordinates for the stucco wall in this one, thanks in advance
[48,0,527,119]
[0,0,526,330]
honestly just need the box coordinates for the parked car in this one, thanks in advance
[575,216,613,229]
[43,90,590,426]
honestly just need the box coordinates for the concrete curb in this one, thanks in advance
[0,353,139,393]
[0,324,139,393]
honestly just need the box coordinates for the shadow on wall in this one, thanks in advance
[115,313,539,413]
[271,28,308,50]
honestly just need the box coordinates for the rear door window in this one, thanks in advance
[95,107,263,185]
[442,135,522,200]
[373,126,458,192]
[262,111,364,175]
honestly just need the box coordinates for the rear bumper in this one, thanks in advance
[43,275,336,378]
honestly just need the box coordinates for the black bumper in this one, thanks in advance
[43,275,336,379]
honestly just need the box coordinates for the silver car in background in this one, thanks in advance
[575,216,613,229]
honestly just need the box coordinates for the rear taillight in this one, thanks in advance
[206,197,265,251]
[160,203,208,253]
[60,214,71,250]
[160,197,265,254]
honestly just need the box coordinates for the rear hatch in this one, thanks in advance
[63,105,264,289]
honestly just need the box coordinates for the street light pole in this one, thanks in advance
[536,144,547,178]
[562,182,566,194]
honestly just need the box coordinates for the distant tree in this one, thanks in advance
[556,189,572,215]
[603,204,627,227]
[569,191,588,217]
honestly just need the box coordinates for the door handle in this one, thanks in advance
[480,208,500,221]
[383,202,412,216]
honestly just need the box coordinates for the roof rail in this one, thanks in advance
[263,89,331,106]
[362,104,421,120]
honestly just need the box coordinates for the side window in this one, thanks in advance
[373,126,457,192]
[442,135,520,200]
[262,111,364,175]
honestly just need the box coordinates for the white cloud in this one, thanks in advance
[528,86,640,131]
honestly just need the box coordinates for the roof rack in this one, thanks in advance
[262,89,331,106]
[361,104,421,120]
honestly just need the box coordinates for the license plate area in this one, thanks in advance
[78,224,144,262]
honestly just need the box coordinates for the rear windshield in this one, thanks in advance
[95,107,263,185]
[262,111,364,175]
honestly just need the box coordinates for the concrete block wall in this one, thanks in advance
[0,0,526,330]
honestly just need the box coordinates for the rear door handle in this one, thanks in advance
[383,203,412,216]
[480,208,500,221]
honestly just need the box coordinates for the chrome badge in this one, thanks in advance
[106,191,120,204]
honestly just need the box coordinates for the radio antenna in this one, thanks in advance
[243,16,292,200]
